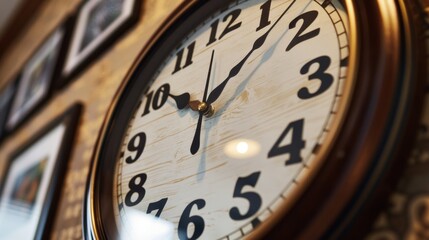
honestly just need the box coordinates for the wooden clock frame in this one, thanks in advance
[83,0,428,239]
[265,0,428,239]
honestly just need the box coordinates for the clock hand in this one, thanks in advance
[190,50,215,155]
[169,92,190,110]
[206,0,296,105]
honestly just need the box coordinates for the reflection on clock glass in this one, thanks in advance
[113,0,351,239]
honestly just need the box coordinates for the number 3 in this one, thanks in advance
[298,56,334,100]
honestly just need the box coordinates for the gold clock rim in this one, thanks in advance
[276,0,428,238]
[325,0,416,238]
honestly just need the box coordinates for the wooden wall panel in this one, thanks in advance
[0,0,183,239]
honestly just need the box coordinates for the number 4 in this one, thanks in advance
[268,119,306,165]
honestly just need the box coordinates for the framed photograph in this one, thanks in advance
[0,77,19,142]
[0,104,82,240]
[6,18,73,132]
[62,0,140,82]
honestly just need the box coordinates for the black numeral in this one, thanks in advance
[147,198,168,218]
[173,41,196,74]
[125,173,147,207]
[229,171,262,221]
[178,199,206,240]
[125,132,146,164]
[268,119,306,165]
[207,9,242,46]
[256,0,271,31]
[286,11,320,51]
[298,56,333,99]
[142,84,171,117]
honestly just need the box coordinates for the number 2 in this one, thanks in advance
[286,11,320,51]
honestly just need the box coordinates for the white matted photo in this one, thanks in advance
[0,104,81,240]
[6,27,66,131]
[63,0,140,80]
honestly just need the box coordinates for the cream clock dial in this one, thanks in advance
[108,0,351,239]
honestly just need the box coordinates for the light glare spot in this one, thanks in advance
[123,209,174,240]
[236,141,249,154]
[225,139,260,159]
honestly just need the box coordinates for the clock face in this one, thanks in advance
[89,0,354,239]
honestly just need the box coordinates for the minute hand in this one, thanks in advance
[206,0,296,104]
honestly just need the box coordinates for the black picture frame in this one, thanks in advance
[0,103,82,240]
[0,76,19,143]
[5,16,74,133]
[61,0,141,86]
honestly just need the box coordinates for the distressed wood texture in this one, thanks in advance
[0,0,183,239]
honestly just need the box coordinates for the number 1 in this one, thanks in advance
[256,0,271,31]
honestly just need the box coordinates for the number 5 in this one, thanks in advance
[229,171,262,221]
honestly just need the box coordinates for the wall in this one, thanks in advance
[0,0,183,238]
[0,0,26,34]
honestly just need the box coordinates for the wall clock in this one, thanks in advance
[84,0,427,239]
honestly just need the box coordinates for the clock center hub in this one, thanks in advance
[189,100,215,117]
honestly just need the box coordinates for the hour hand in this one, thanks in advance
[169,92,191,110]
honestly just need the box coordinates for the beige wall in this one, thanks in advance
[0,0,25,34]
[0,1,183,238]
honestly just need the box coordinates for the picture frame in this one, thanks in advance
[0,76,19,143]
[5,17,74,132]
[62,0,141,85]
[0,103,82,240]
